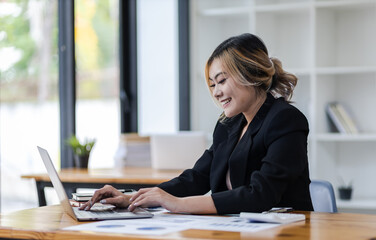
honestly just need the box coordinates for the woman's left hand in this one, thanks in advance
[128,187,182,213]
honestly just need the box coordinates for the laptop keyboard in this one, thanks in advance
[74,208,123,218]
[73,206,152,219]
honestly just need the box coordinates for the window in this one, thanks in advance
[0,0,183,213]
[0,0,59,212]
[74,0,120,168]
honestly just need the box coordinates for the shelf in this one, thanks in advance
[315,0,376,9]
[316,66,376,75]
[316,133,376,142]
[255,2,311,13]
[192,0,376,211]
[199,2,312,17]
[286,68,311,76]
[199,7,250,17]
[337,198,376,210]
[198,0,375,16]
[315,3,376,67]
[256,12,312,69]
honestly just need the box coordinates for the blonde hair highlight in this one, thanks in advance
[205,34,297,105]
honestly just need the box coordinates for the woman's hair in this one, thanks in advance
[205,33,297,102]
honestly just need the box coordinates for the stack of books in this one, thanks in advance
[114,133,151,167]
[326,102,359,134]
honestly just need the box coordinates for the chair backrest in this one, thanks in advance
[309,180,338,213]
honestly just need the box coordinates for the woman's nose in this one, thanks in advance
[213,85,222,98]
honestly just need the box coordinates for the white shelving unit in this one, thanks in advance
[190,0,376,213]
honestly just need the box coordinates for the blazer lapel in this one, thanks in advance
[210,115,245,192]
[229,94,276,188]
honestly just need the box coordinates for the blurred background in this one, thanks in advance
[0,0,178,212]
[1,0,376,214]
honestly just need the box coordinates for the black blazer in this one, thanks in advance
[158,93,313,214]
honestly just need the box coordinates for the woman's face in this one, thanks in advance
[208,58,259,119]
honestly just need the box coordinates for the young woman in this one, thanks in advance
[80,33,313,214]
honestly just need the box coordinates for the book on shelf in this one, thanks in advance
[326,102,359,134]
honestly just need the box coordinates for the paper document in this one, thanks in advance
[65,218,189,235]
[64,213,280,235]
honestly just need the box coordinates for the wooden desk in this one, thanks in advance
[1,205,376,240]
[21,167,183,206]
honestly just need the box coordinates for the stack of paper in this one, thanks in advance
[239,212,306,224]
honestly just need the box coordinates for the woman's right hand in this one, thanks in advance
[78,185,132,211]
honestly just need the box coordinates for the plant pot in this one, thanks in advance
[74,154,89,168]
[338,187,352,200]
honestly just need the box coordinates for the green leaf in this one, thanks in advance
[65,135,96,156]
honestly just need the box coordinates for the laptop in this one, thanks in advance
[37,146,153,221]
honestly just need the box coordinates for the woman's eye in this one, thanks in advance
[209,84,215,88]
[219,78,226,84]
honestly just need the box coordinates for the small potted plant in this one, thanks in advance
[338,178,353,200]
[65,135,96,168]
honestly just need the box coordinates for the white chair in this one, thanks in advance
[309,180,338,213]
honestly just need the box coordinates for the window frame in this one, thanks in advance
[178,0,190,131]
[58,0,190,167]
[119,0,138,133]
[58,0,76,168]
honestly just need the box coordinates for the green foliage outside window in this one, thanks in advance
[0,0,118,103]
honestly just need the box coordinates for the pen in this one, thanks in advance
[262,207,293,214]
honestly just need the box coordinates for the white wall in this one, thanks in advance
[137,0,178,135]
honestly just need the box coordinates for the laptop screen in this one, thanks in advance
[37,146,77,220]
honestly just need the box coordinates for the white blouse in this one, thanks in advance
[226,169,232,190]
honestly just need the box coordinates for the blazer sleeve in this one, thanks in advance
[211,106,310,214]
[157,122,223,197]
[157,146,213,197]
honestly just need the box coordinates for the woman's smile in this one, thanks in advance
[221,98,231,108]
